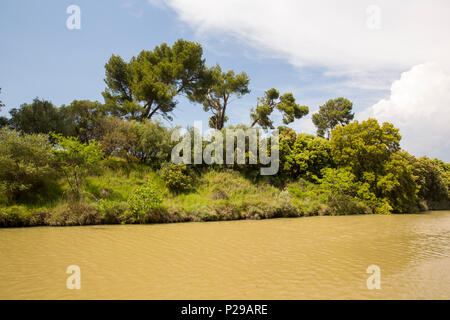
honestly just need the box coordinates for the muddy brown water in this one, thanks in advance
[1,211,449,299]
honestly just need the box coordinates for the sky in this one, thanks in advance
[1,0,449,161]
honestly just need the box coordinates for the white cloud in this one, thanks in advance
[156,0,450,76]
[150,0,450,160]
[360,63,450,161]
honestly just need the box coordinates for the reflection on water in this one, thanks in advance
[0,211,449,299]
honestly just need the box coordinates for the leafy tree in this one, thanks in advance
[0,128,58,201]
[312,97,354,139]
[330,118,401,182]
[377,151,419,213]
[0,117,7,128]
[97,117,140,161]
[281,133,333,179]
[135,120,177,166]
[250,88,309,129]
[52,133,104,199]
[102,39,206,121]
[189,64,250,130]
[61,100,108,143]
[412,156,449,208]
[9,98,68,134]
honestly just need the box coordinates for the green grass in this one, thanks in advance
[0,163,397,227]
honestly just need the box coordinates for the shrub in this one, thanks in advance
[97,199,130,224]
[0,128,58,202]
[97,118,139,161]
[127,184,163,222]
[52,133,104,199]
[288,168,383,215]
[160,163,193,193]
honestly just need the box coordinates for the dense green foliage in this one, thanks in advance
[9,99,68,135]
[127,183,163,222]
[52,133,104,199]
[279,129,333,179]
[160,163,192,193]
[0,128,58,202]
[0,39,448,227]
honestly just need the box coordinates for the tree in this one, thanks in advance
[9,98,67,134]
[52,133,104,199]
[377,151,419,213]
[312,97,354,139]
[412,156,449,208]
[330,118,401,183]
[102,39,206,121]
[135,120,177,167]
[281,133,333,179]
[61,100,108,143]
[189,64,250,130]
[96,117,140,161]
[250,88,309,129]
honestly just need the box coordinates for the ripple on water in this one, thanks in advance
[0,211,449,299]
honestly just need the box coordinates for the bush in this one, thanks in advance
[288,169,384,216]
[52,133,104,199]
[97,199,130,224]
[0,128,58,202]
[160,163,193,193]
[127,184,163,222]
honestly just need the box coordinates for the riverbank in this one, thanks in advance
[1,162,448,228]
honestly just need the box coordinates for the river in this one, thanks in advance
[1,211,449,299]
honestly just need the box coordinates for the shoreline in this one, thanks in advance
[0,207,441,229]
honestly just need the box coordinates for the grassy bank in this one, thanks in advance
[0,165,296,227]
[2,159,448,228]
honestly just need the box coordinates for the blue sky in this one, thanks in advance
[1,0,449,160]
[0,0,387,128]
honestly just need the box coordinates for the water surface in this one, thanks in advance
[1,211,449,299]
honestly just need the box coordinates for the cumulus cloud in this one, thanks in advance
[360,63,450,161]
[150,0,450,160]
[155,0,450,76]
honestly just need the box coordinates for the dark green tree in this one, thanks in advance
[189,64,250,130]
[9,98,68,135]
[61,100,108,143]
[412,156,449,208]
[312,97,354,139]
[377,151,419,213]
[250,88,309,129]
[102,39,207,121]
